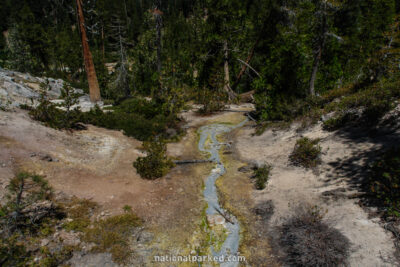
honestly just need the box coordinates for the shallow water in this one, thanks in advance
[197,119,247,267]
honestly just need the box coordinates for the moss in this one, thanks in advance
[210,225,228,252]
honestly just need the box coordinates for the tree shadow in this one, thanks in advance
[326,120,400,210]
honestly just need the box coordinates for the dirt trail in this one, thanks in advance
[234,121,399,266]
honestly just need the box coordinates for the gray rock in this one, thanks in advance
[321,111,336,122]
[68,252,119,267]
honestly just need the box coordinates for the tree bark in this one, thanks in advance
[309,47,322,96]
[223,40,236,101]
[231,37,260,91]
[76,0,101,102]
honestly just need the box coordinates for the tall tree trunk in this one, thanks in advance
[309,47,322,96]
[101,24,105,61]
[156,14,162,76]
[76,0,101,102]
[223,40,236,101]
[231,37,260,91]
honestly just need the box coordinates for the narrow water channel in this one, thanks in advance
[197,119,248,267]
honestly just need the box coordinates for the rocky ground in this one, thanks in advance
[0,67,106,111]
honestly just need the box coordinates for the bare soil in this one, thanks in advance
[234,120,399,266]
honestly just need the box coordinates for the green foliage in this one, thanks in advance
[252,164,273,190]
[2,172,53,232]
[83,98,181,141]
[133,139,175,179]
[323,77,400,129]
[83,213,141,264]
[63,198,97,232]
[38,245,76,267]
[289,137,322,168]
[0,172,71,267]
[0,233,31,267]
[29,81,83,130]
[368,148,400,217]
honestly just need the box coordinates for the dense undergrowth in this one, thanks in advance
[367,148,400,217]
[254,74,400,133]
[25,87,183,142]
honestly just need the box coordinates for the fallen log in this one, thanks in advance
[173,159,213,164]
[214,206,234,224]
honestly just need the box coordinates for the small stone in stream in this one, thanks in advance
[207,214,225,226]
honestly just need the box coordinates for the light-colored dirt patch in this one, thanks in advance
[234,122,398,266]
[0,110,209,265]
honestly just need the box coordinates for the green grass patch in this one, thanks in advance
[289,137,322,168]
[83,213,141,264]
[252,164,273,190]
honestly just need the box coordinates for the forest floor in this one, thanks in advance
[1,101,399,266]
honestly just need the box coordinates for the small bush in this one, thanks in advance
[29,82,83,130]
[368,148,400,217]
[63,198,97,232]
[252,164,273,190]
[279,204,350,266]
[1,172,54,234]
[289,137,322,168]
[83,213,141,264]
[133,139,175,179]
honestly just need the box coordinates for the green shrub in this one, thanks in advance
[1,172,54,234]
[252,164,273,190]
[63,198,97,232]
[29,82,82,130]
[0,233,31,267]
[368,148,400,217]
[279,204,350,266]
[289,137,322,168]
[83,213,141,264]
[197,88,227,114]
[322,113,356,131]
[82,99,181,141]
[133,139,175,179]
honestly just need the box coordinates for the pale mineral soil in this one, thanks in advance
[3,97,399,266]
[0,106,269,266]
[234,118,400,266]
[0,109,209,265]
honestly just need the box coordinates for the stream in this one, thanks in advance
[197,119,248,267]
